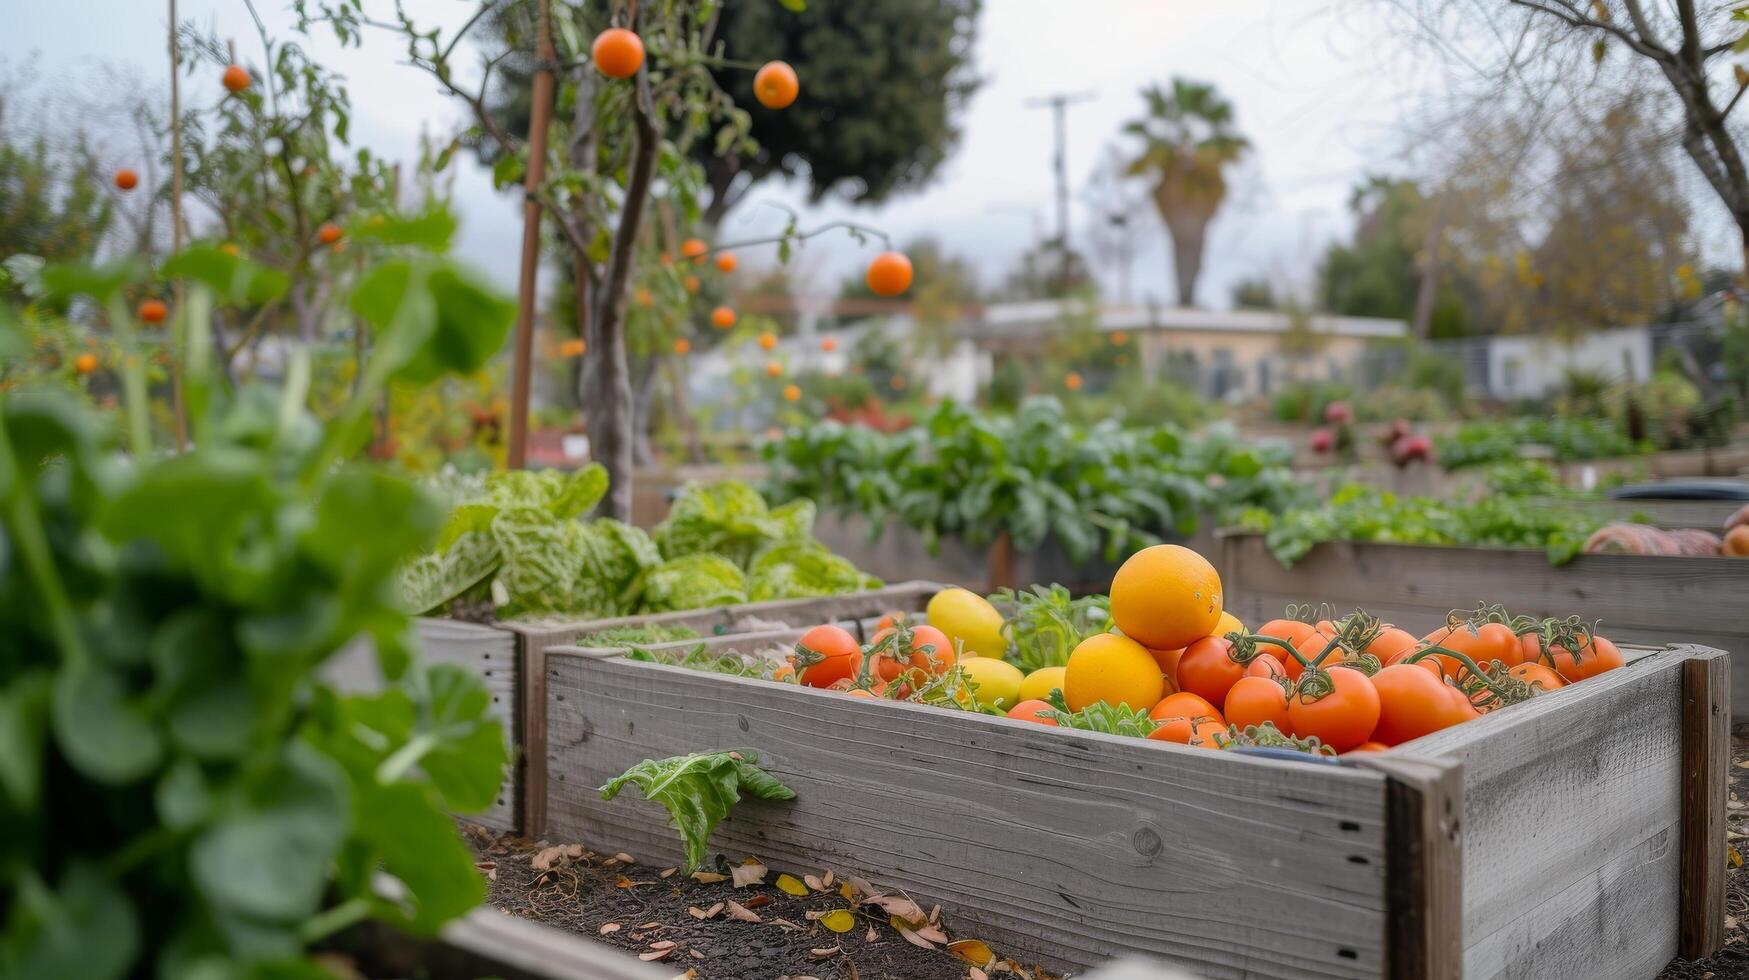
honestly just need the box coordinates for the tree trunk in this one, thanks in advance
[1410,191,1448,340]
[630,354,660,467]
[1163,216,1206,308]
[505,0,557,469]
[666,356,704,463]
[581,61,660,522]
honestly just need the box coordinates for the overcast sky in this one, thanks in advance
[10,1,1477,309]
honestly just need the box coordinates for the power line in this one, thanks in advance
[1025,90,1096,285]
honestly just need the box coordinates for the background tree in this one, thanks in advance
[1123,78,1249,307]
[1230,277,1277,310]
[696,0,983,225]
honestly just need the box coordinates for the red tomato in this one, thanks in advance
[1148,717,1227,746]
[1148,692,1223,725]
[1286,667,1381,753]
[1370,664,1460,746]
[1246,653,1286,680]
[1176,636,1246,708]
[1542,633,1623,683]
[1256,619,1342,680]
[796,624,862,688]
[1149,646,1185,683]
[1440,680,1482,724]
[870,624,956,680]
[1006,699,1059,726]
[1367,626,1419,663]
[1223,676,1291,734]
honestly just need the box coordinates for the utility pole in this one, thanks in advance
[1025,91,1095,290]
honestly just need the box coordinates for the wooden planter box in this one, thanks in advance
[540,635,1727,979]
[1219,531,1749,716]
[323,583,940,836]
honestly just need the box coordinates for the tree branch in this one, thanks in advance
[1504,0,1670,61]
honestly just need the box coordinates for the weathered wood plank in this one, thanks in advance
[546,654,1390,978]
[512,584,939,839]
[1680,648,1730,959]
[1349,755,1463,980]
[350,907,668,980]
[1399,648,1695,980]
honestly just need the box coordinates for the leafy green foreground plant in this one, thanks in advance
[0,243,511,978]
[600,751,795,872]
[990,584,1112,673]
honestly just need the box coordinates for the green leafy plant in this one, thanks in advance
[989,584,1112,673]
[1433,417,1642,471]
[623,644,779,679]
[0,246,511,978]
[1042,690,1159,737]
[599,751,796,872]
[1242,484,1602,567]
[764,397,1304,564]
[575,624,702,648]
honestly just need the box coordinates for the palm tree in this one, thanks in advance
[1124,79,1249,307]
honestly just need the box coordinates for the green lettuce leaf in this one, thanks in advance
[635,554,747,612]
[746,539,880,602]
[599,750,795,871]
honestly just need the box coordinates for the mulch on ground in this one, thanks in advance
[1659,732,1749,980]
[465,823,1059,980]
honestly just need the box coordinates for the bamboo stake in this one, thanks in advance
[507,0,558,470]
[168,0,188,450]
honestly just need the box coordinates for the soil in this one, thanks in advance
[1659,732,1749,980]
[465,824,1060,980]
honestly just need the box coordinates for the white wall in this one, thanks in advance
[1486,327,1652,399]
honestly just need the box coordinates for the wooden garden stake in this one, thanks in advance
[507,0,557,469]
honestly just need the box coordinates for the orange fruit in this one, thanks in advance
[559,339,586,357]
[753,61,799,109]
[757,331,777,350]
[1109,544,1223,651]
[219,242,241,257]
[1112,330,1128,346]
[592,28,644,79]
[317,222,342,245]
[1064,372,1083,391]
[681,238,708,261]
[73,353,98,374]
[765,361,783,378]
[1064,632,1165,712]
[865,251,913,297]
[683,275,700,293]
[636,287,654,306]
[782,384,801,402]
[138,299,168,324]
[114,168,138,191]
[711,306,737,329]
[223,64,251,93]
[673,337,692,355]
[716,252,738,273]
[820,337,837,353]
[889,375,906,391]
[660,252,674,266]
[1006,699,1059,726]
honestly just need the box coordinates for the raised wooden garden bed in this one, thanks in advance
[538,637,1727,979]
[323,582,940,835]
[1219,531,1749,716]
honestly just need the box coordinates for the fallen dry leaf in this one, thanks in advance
[732,862,769,888]
[531,843,584,870]
[615,876,636,889]
[822,870,835,888]
[804,874,826,892]
[615,852,637,865]
[649,940,676,951]
[895,922,937,950]
[971,969,989,980]
[690,950,705,960]
[847,876,878,899]
[638,949,673,962]
[725,900,762,923]
[866,895,926,923]
[771,917,806,932]
[475,861,496,882]
[949,939,996,968]
[687,902,725,921]
[865,925,878,943]
[599,923,622,936]
[691,871,728,884]
[819,909,856,933]
[660,868,677,879]
[839,883,855,901]
[1732,846,1744,870]
[775,873,809,896]
[745,894,774,909]
[637,922,664,931]
[809,946,843,959]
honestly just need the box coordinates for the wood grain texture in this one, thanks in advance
[1400,647,1699,980]
[545,654,1391,978]
[353,907,669,980]
[1219,533,1749,714]
[511,584,938,838]
[1680,648,1730,959]
[319,619,519,831]
[1349,755,1463,980]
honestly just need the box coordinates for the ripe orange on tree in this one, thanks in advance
[591,28,645,79]
[756,331,777,350]
[716,252,738,273]
[318,222,342,245]
[73,353,98,375]
[673,337,692,355]
[138,299,168,324]
[820,337,837,353]
[1109,544,1223,651]
[1064,371,1083,391]
[220,242,241,257]
[782,384,801,403]
[114,168,138,191]
[222,64,251,93]
[636,287,654,306]
[764,361,783,378]
[753,60,799,109]
[1112,330,1128,346]
[711,306,737,329]
[865,251,913,297]
[683,274,700,293]
[681,238,708,261]
[889,374,906,391]
[559,339,586,357]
